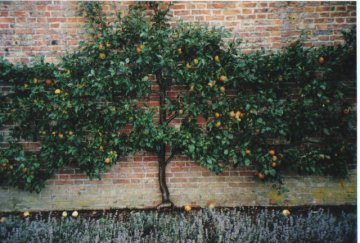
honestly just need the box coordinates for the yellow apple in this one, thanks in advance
[282,209,290,216]
[23,211,30,217]
[72,211,79,217]
[184,205,192,212]
[207,202,216,209]
[99,53,106,59]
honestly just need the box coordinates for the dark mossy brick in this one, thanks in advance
[316,29,333,35]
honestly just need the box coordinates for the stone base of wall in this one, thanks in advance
[0,155,355,212]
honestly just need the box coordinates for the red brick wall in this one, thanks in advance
[0,1,356,211]
[0,1,356,63]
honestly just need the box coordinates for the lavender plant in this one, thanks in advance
[0,208,355,242]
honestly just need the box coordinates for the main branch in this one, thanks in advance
[156,70,173,209]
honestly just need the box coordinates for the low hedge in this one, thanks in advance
[0,208,356,242]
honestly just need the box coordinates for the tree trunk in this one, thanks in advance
[156,71,173,209]
[158,150,171,204]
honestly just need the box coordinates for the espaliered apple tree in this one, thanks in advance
[0,2,356,206]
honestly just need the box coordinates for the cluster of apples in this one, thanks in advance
[62,211,79,218]
[184,201,216,212]
[1,160,28,173]
[229,110,244,122]
[32,78,53,86]
[98,42,112,60]
[49,131,74,139]
[269,149,278,168]
[207,75,227,94]
[20,210,80,219]
[177,50,226,91]
[254,149,278,180]
[32,77,63,95]
[212,109,244,129]
[103,150,118,165]
[136,43,145,54]
[0,159,13,171]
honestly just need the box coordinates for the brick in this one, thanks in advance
[335,6,346,11]
[55,180,74,185]
[331,12,350,17]
[50,23,60,28]
[316,6,334,12]
[35,29,47,34]
[47,5,64,11]
[194,3,207,9]
[240,3,256,8]
[346,5,356,11]
[209,3,229,9]
[224,9,241,15]
[0,18,14,23]
[15,29,33,34]
[36,6,46,11]
[48,18,65,22]
[130,173,145,179]
[173,10,190,16]
[316,29,333,35]
[191,10,210,15]
[172,4,185,10]
[13,11,27,17]
[113,179,130,184]
[304,7,315,12]
[346,18,356,23]
[170,178,188,183]
[212,10,221,15]
[70,174,87,179]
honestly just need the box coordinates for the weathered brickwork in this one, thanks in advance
[0,1,356,63]
[0,1,356,211]
[0,155,356,211]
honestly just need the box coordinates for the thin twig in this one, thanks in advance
[165,149,177,164]
[165,113,177,125]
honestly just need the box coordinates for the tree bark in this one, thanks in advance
[156,71,173,208]
[158,150,171,203]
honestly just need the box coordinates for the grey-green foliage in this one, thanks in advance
[0,208,356,243]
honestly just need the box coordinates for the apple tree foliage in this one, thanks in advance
[0,2,356,204]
